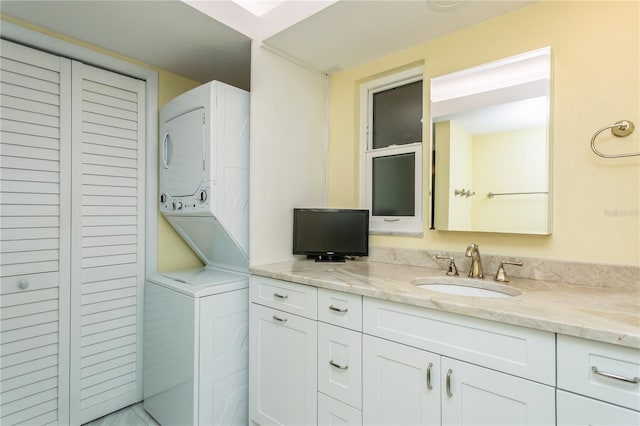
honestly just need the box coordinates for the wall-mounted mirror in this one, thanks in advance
[430,47,552,235]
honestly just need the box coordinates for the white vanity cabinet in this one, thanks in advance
[556,334,640,425]
[362,297,556,426]
[249,277,318,426]
[249,274,640,426]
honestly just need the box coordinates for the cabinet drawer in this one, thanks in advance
[250,275,317,319]
[557,390,640,426]
[363,297,555,385]
[318,393,362,426]
[557,334,640,411]
[318,288,362,331]
[318,322,362,409]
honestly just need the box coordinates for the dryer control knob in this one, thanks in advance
[160,193,167,204]
[175,201,183,210]
[198,190,207,202]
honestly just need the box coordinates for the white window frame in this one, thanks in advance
[359,66,424,235]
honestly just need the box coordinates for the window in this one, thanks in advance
[360,67,424,234]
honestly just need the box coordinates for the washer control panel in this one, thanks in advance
[160,184,211,213]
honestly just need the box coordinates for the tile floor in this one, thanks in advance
[83,403,159,426]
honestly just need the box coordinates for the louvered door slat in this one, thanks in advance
[0,119,60,139]
[1,366,58,393]
[83,132,137,150]
[0,131,59,150]
[1,332,59,357]
[0,70,60,95]
[1,237,59,252]
[70,61,145,424]
[83,216,137,227]
[0,399,58,426]
[0,82,60,106]
[0,156,59,172]
[80,345,137,371]
[0,168,59,182]
[1,143,60,160]
[82,306,138,327]
[83,153,137,168]
[1,181,60,194]
[0,39,69,426]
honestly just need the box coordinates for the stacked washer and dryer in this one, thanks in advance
[143,81,250,425]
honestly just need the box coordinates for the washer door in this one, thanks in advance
[160,107,206,197]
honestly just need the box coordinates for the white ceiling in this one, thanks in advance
[0,0,252,89]
[263,0,536,74]
[0,0,537,89]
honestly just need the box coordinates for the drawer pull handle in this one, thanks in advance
[272,315,287,324]
[426,362,433,390]
[273,292,288,300]
[18,280,29,290]
[591,366,640,384]
[446,369,453,397]
[329,305,348,313]
[329,360,348,370]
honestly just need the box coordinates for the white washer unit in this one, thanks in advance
[143,81,250,426]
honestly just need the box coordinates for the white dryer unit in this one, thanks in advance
[144,81,250,425]
[159,80,250,271]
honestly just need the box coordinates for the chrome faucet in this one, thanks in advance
[465,243,484,278]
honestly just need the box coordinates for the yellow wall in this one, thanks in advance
[328,0,640,265]
[2,15,204,271]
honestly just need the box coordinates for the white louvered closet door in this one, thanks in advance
[0,39,71,426]
[69,62,145,425]
[1,39,146,425]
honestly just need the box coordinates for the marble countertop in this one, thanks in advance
[250,259,640,349]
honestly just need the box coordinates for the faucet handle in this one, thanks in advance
[436,255,459,276]
[494,260,523,283]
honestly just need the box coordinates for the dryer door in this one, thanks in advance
[161,108,205,197]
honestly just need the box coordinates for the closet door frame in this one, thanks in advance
[0,19,158,278]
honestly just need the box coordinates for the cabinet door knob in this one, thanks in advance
[329,360,348,370]
[446,369,453,397]
[18,280,29,290]
[426,362,433,390]
[592,366,640,384]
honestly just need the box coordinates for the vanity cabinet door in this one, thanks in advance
[249,303,317,426]
[362,335,440,426]
[441,357,555,426]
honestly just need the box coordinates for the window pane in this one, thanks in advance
[372,80,422,149]
[372,153,415,216]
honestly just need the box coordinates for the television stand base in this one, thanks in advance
[309,255,346,263]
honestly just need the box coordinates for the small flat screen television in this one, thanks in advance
[293,208,369,262]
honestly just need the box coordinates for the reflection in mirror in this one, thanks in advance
[430,47,552,234]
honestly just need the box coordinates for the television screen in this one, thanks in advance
[293,208,369,262]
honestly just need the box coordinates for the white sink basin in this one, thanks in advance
[411,276,520,298]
